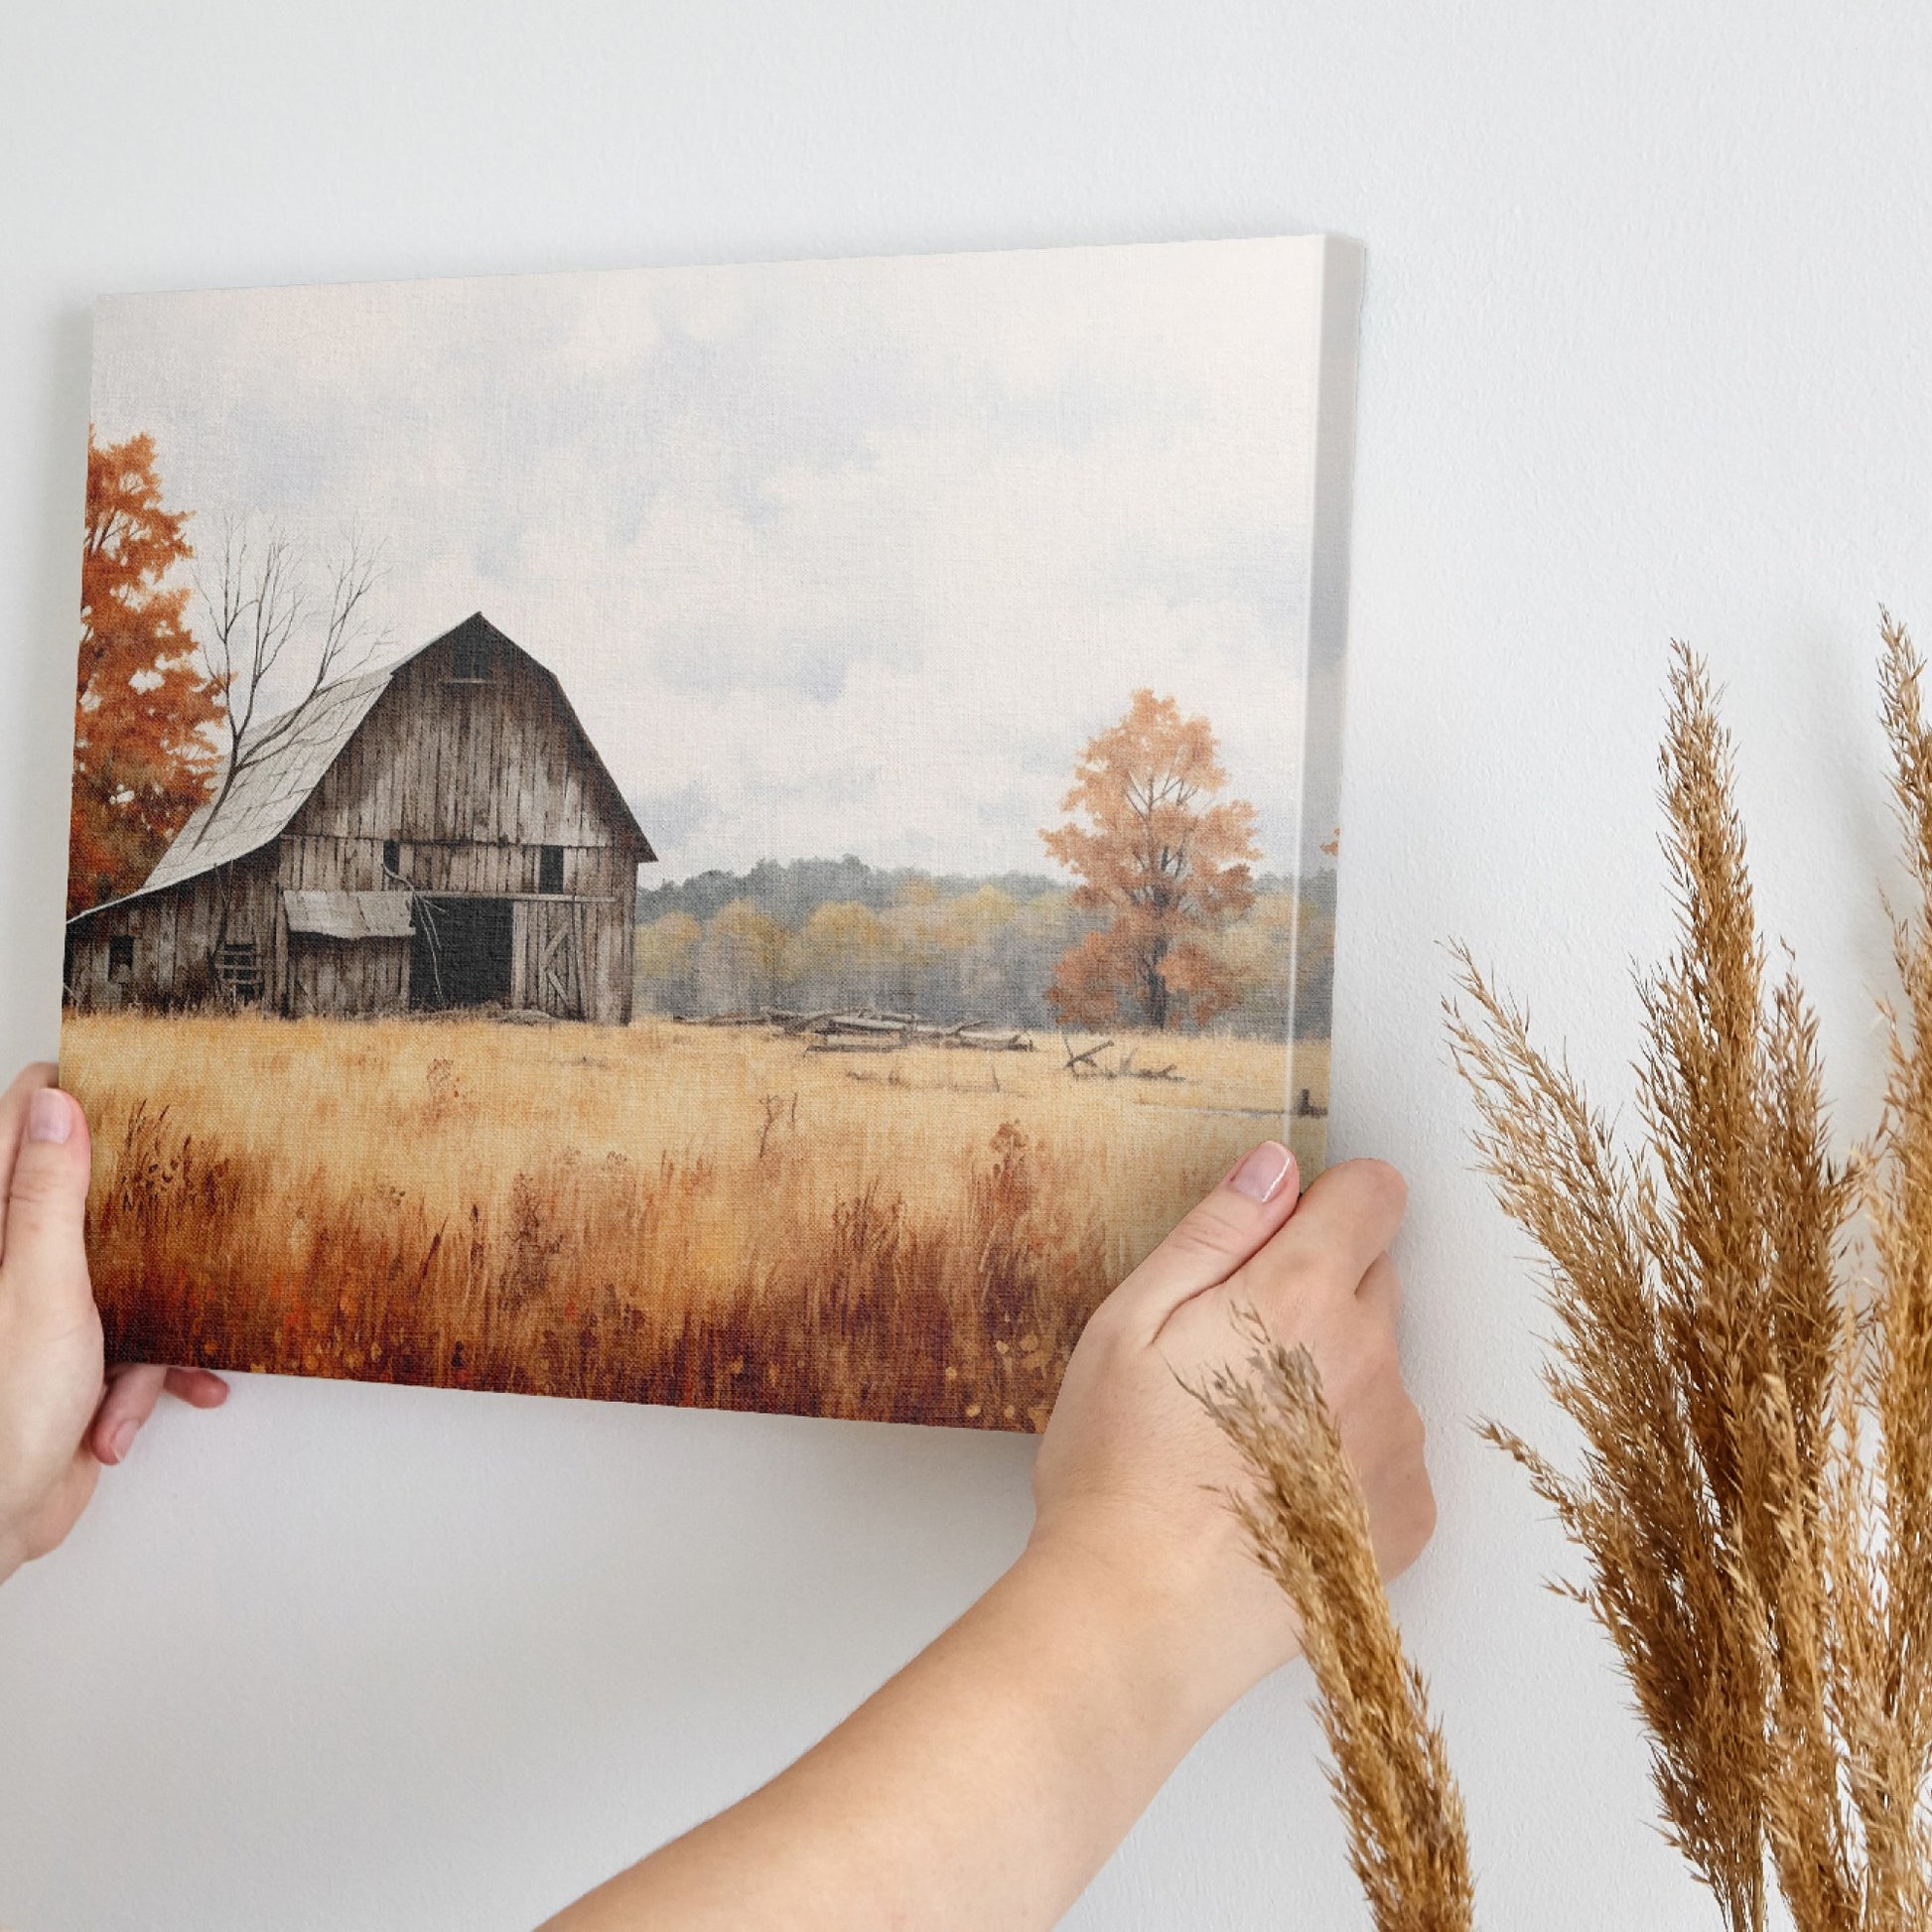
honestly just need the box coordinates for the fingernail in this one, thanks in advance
[27,1090,71,1145]
[107,1418,137,1463]
[1229,1142,1294,1203]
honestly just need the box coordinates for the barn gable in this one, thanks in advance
[288,618,651,858]
[79,614,649,921]
[66,615,650,1026]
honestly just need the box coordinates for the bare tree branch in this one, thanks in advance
[189,519,386,846]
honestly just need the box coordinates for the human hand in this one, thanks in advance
[0,1063,227,1584]
[543,1145,1433,1932]
[1029,1145,1434,1725]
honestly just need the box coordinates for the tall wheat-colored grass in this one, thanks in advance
[1200,1317,1475,1932]
[1202,621,1932,1930]
[1409,619,1932,1928]
[66,1014,1316,1430]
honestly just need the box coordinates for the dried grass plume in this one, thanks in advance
[1199,1313,1475,1932]
[1448,617,1932,1930]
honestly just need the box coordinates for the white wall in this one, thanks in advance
[2,3,1928,1924]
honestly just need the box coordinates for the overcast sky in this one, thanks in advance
[90,237,1340,884]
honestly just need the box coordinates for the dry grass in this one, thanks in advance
[64,1013,1320,1431]
[1446,621,1932,1930]
[1200,1316,1474,1932]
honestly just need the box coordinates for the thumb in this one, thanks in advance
[2,1086,95,1321]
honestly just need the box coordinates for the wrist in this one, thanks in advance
[1006,1525,1285,1749]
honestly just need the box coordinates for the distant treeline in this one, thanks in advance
[633,857,1335,1039]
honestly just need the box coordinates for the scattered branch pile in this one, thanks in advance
[1058,1034,1181,1081]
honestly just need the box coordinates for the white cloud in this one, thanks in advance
[89,237,1334,881]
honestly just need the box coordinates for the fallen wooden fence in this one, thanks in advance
[673,1007,1036,1052]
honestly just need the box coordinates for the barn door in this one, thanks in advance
[535,900,585,1020]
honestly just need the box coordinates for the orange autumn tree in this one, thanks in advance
[1041,689,1260,1031]
[69,431,222,914]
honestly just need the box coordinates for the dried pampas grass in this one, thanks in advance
[1210,617,1932,1931]
[1200,1314,1475,1932]
[1447,617,1932,1930]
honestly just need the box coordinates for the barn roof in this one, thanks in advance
[70,615,653,925]
[139,662,398,897]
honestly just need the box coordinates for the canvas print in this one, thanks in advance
[61,236,1361,1431]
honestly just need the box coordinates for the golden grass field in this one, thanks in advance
[63,1013,1328,1431]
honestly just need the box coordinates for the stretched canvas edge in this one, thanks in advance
[1283,234,1364,1155]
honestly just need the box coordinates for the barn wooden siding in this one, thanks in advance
[279,634,640,1021]
[65,618,647,1026]
[65,854,278,1011]
[287,933,411,1017]
[294,643,621,854]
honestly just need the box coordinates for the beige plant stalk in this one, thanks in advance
[1210,621,1932,1930]
[1200,1314,1475,1932]
[1446,619,1932,1929]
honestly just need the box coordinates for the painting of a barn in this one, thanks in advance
[66,237,1350,1434]
[65,614,654,1024]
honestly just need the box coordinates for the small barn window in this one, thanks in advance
[539,844,565,894]
[450,635,494,682]
[107,935,134,982]
[382,838,401,878]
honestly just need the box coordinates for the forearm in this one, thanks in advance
[544,1541,1234,1931]
[541,1150,1429,1931]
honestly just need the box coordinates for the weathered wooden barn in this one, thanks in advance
[66,615,654,1024]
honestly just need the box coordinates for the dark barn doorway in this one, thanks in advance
[410,897,513,1010]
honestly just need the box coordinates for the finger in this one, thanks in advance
[92,1364,169,1465]
[1106,1142,1301,1336]
[1237,1159,1408,1310]
[92,1366,229,1464]
[2,1084,94,1326]
[164,1367,230,1409]
[0,1063,60,1260]
[1355,1252,1401,1321]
